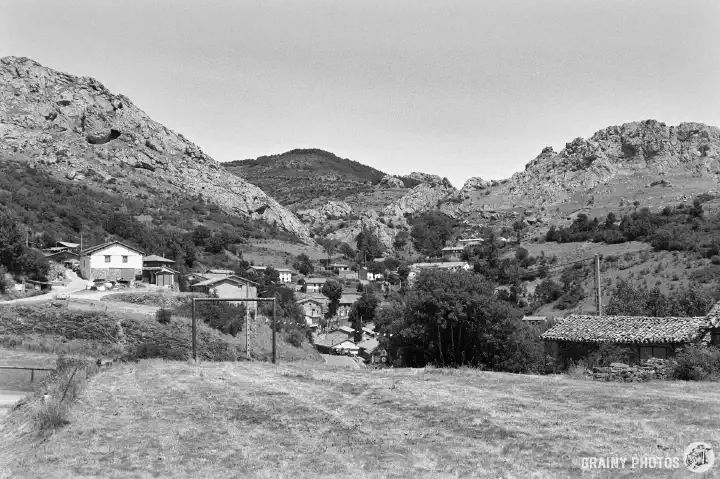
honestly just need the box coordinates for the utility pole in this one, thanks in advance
[272,298,277,364]
[594,254,602,316]
[245,281,250,358]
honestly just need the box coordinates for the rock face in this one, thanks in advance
[0,56,313,243]
[296,200,353,224]
[460,176,491,193]
[384,180,456,217]
[378,174,405,188]
[326,211,396,251]
[496,120,720,207]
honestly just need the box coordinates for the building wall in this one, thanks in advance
[81,245,143,280]
[278,272,292,283]
[210,282,258,313]
[306,284,323,293]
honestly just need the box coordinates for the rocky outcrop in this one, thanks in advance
[0,56,313,243]
[496,120,720,207]
[296,201,353,223]
[327,211,397,251]
[460,176,491,193]
[378,174,405,188]
[384,181,456,217]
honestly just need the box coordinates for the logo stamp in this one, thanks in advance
[684,442,715,474]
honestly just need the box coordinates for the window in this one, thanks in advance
[711,331,720,346]
[122,256,128,263]
[640,346,668,360]
[104,255,111,263]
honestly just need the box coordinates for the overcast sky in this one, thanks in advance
[2,1,719,187]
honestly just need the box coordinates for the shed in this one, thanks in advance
[541,313,717,363]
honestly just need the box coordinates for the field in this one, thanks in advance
[1,361,719,477]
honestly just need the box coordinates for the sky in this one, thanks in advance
[2,1,719,187]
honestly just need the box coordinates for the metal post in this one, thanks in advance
[272,298,277,364]
[595,254,602,316]
[245,283,250,358]
[30,369,34,383]
[191,298,197,362]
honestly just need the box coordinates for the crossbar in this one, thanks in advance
[0,366,55,383]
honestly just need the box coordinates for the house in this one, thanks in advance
[407,261,472,284]
[337,325,356,338]
[142,255,179,287]
[338,293,360,319]
[362,325,377,338]
[276,268,293,284]
[330,263,350,273]
[521,315,547,325]
[314,331,354,354]
[206,269,235,276]
[458,238,484,247]
[190,275,259,314]
[79,241,144,282]
[441,246,465,261]
[44,249,80,270]
[298,297,327,325]
[541,308,720,363]
[305,277,327,294]
[332,340,360,356]
[357,338,386,363]
[185,272,209,284]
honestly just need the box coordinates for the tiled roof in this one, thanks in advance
[338,326,355,334]
[144,255,175,263]
[81,241,144,256]
[357,338,380,353]
[314,332,352,348]
[191,275,258,287]
[707,301,720,327]
[56,241,80,248]
[339,294,360,304]
[306,277,327,284]
[540,315,708,344]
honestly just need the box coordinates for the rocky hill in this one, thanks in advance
[0,56,312,243]
[442,120,720,223]
[223,149,388,208]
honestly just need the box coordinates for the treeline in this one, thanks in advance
[546,196,720,257]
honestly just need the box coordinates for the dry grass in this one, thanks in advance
[2,362,719,477]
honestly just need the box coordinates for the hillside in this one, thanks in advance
[443,120,720,223]
[224,149,390,209]
[3,361,719,476]
[0,56,312,243]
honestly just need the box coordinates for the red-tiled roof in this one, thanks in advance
[540,314,708,344]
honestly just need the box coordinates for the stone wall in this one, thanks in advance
[591,358,672,382]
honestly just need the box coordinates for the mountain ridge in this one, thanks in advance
[0,56,313,244]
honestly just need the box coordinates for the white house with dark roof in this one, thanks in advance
[80,241,144,282]
[190,275,259,314]
[305,277,327,293]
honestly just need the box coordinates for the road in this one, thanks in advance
[0,391,27,416]
[2,271,87,305]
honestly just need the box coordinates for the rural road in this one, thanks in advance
[2,271,86,305]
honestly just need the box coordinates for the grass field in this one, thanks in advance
[2,361,718,478]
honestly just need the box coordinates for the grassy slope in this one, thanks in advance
[2,361,719,477]
[0,304,320,363]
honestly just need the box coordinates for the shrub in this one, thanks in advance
[156,308,172,324]
[35,356,99,432]
[583,343,633,369]
[285,328,305,348]
[672,345,720,381]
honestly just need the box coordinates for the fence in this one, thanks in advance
[0,366,55,383]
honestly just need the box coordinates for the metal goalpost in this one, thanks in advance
[191,297,278,363]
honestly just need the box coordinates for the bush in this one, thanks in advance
[156,308,172,324]
[672,345,720,381]
[285,328,305,348]
[35,356,100,432]
[583,343,633,369]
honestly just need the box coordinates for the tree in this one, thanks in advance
[321,279,343,319]
[356,228,384,262]
[393,230,409,250]
[0,205,26,273]
[293,253,313,276]
[410,212,455,257]
[512,220,525,243]
[17,249,50,281]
